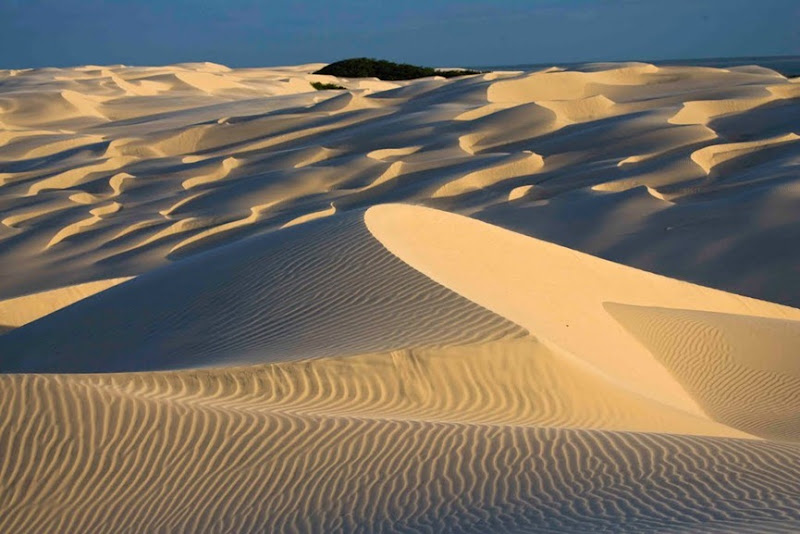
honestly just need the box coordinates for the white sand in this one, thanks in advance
[1,61,799,532]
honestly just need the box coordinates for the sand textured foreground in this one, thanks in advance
[1,62,800,532]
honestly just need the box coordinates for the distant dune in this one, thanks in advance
[1,61,799,532]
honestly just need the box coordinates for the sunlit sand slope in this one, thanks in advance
[366,204,800,429]
[606,303,800,441]
[0,277,130,332]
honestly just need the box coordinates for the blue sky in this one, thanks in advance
[1,0,798,68]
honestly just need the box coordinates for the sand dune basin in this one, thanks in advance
[1,61,800,532]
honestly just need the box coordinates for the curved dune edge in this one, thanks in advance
[0,277,132,330]
[365,204,800,419]
[0,212,527,373]
[0,205,752,438]
[690,132,800,174]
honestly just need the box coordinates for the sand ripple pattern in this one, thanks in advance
[2,368,800,534]
[0,212,525,372]
[606,303,800,441]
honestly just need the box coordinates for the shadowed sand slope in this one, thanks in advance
[0,211,526,372]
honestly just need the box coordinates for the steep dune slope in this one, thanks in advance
[0,212,526,372]
[366,204,800,422]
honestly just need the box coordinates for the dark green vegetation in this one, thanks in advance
[310,81,347,91]
[313,58,484,81]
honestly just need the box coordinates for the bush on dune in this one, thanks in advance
[313,58,484,81]
[310,81,346,90]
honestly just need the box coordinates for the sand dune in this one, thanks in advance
[2,61,800,532]
[367,205,800,435]
[690,132,800,174]
[606,303,800,441]
[0,212,526,372]
[1,61,797,302]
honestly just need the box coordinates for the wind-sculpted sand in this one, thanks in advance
[1,61,800,532]
[3,368,800,534]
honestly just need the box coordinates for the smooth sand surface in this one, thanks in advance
[1,61,800,532]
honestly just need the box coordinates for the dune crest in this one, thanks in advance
[365,204,800,422]
[0,277,131,330]
[3,204,800,532]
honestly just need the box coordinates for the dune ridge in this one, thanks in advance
[4,204,800,531]
[365,204,800,420]
[0,212,527,372]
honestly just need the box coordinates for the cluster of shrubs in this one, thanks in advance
[313,58,484,81]
[310,81,346,91]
